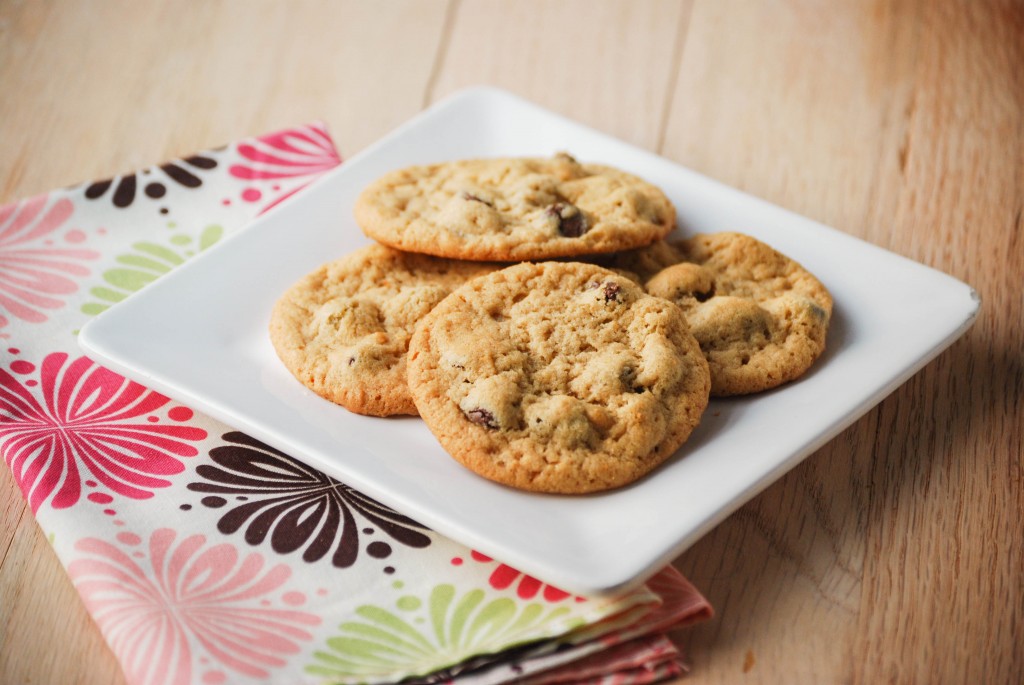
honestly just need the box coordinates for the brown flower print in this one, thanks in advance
[83,154,218,208]
[187,432,431,567]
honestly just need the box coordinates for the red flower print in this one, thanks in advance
[520,635,682,685]
[0,194,100,332]
[469,551,578,603]
[0,352,206,512]
[228,122,341,214]
[68,528,320,685]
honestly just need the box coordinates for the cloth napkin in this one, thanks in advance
[0,123,711,685]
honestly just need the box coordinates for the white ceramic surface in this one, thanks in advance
[78,87,979,596]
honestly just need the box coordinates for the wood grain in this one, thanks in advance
[429,0,692,151]
[664,2,1024,683]
[1,1,1021,683]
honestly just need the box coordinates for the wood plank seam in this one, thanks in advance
[423,0,462,108]
[655,0,694,156]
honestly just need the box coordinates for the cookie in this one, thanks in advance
[406,261,711,494]
[637,232,832,396]
[270,243,498,416]
[354,153,675,262]
[584,237,686,282]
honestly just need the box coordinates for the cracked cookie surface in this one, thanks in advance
[270,243,498,416]
[606,232,832,396]
[406,261,710,494]
[354,154,675,262]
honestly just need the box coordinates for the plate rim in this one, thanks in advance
[78,85,980,595]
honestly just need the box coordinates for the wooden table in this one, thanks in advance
[1,1,1021,683]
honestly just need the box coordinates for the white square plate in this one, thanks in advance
[78,87,979,596]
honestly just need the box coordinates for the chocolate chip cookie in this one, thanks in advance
[354,153,675,262]
[270,243,498,416]
[406,261,711,494]
[637,232,833,396]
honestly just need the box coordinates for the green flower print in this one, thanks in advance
[81,225,223,316]
[306,583,584,681]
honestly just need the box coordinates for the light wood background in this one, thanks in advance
[1,1,1021,683]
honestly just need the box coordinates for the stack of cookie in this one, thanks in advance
[270,153,832,494]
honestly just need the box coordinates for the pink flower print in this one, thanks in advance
[229,122,341,214]
[469,551,579,603]
[68,529,320,685]
[0,352,206,512]
[519,635,683,685]
[634,565,713,634]
[0,193,99,332]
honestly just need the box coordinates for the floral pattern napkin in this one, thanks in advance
[0,123,711,684]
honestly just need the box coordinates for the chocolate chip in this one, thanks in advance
[460,191,493,206]
[694,284,715,302]
[602,282,621,302]
[347,357,356,366]
[465,408,499,429]
[588,280,621,302]
[546,202,588,237]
